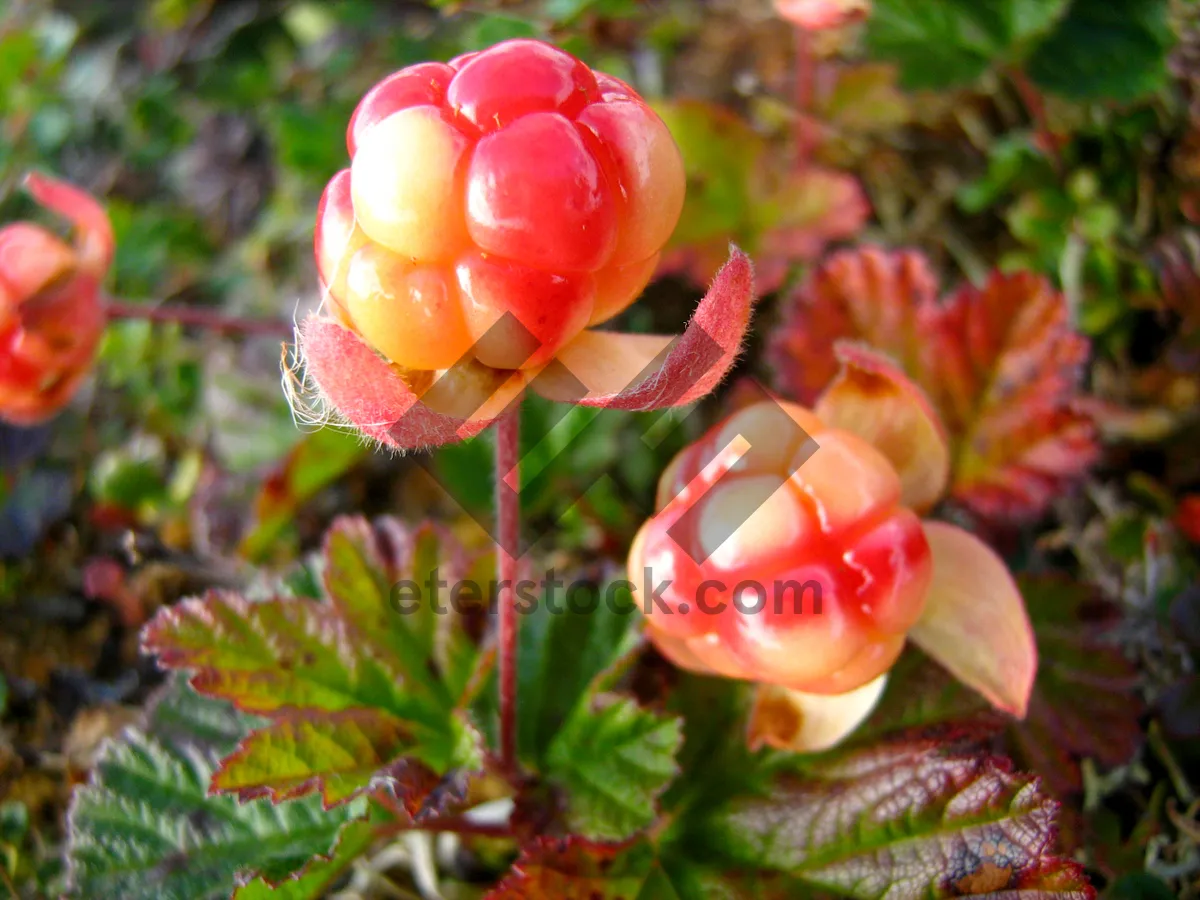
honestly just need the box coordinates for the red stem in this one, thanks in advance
[1010,69,1062,173]
[414,816,514,838]
[373,794,514,838]
[495,403,521,774]
[105,300,293,338]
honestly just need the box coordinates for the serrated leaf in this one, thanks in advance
[851,576,1142,797]
[1005,576,1144,796]
[143,591,409,715]
[663,675,774,818]
[212,708,473,808]
[544,696,683,841]
[698,733,1096,899]
[232,819,377,899]
[143,516,482,811]
[865,0,1070,90]
[767,247,1098,523]
[1026,0,1172,102]
[321,516,479,705]
[509,575,643,764]
[66,684,369,900]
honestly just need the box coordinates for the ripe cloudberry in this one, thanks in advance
[630,399,932,697]
[0,175,113,425]
[298,40,755,451]
[628,346,1038,752]
[315,39,686,373]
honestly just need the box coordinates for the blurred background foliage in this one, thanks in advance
[2,0,1200,897]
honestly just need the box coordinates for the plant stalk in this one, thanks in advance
[105,300,293,338]
[1009,69,1062,173]
[495,402,521,774]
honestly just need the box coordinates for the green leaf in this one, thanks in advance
[865,0,1069,90]
[463,15,542,49]
[1026,0,1172,102]
[143,516,483,812]
[544,696,683,841]
[662,675,774,819]
[652,100,760,249]
[695,733,1096,899]
[143,590,410,715]
[212,709,474,808]
[66,683,369,900]
[239,428,368,563]
[320,518,479,708]
[233,820,378,900]
[512,576,643,763]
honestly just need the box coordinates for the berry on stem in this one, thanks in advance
[631,398,933,697]
[628,344,1038,753]
[0,174,113,425]
[301,39,757,451]
[319,38,684,375]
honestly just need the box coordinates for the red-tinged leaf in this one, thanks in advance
[212,709,420,808]
[142,516,485,809]
[768,247,1099,522]
[292,316,518,451]
[239,428,368,563]
[377,760,472,824]
[850,650,1000,746]
[142,591,408,716]
[814,341,949,513]
[700,733,1096,899]
[775,0,869,29]
[911,521,1037,718]
[768,247,936,403]
[930,272,1098,522]
[486,837,668,899]
[653,101,867,293]
[533,249,756,411]
[321,516,477,706]
[1006,577,1143,797]
[755,166,871,291]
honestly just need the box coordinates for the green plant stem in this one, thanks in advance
[495,402,521,775]
[105,299,293,338]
